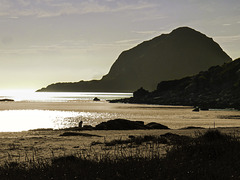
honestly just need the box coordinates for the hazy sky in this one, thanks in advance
[0,0,239,90]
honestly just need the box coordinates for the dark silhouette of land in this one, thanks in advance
[0,99,14,102]
[62,119,169,131]
[111,58,240,109]
[37,27,231,92]
[1,129,240,179]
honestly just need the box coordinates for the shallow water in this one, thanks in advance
[0,91,132,131]
[0,90,132,102]
[0,109,119,132]
[0,90,240,131]
[0,102,240,132]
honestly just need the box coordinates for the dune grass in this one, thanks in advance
[91,133,191,147]
[1,129,240,179]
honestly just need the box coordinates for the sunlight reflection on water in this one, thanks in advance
[1,100,240,132]
[0,110,118,132]
[0,90,132,102]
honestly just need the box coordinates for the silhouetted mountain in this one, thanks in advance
[37,27,232,92]
[111,58,240,109]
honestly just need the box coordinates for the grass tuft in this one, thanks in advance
[0,129,240,179]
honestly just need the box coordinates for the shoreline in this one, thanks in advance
[1,100,240,164]
[0,100,192,111]
[1,101,240,131]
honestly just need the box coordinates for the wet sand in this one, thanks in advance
[1,100,240,163]
[1,101,240,129]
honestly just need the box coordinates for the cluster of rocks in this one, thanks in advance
[0,99,14,102]
[95,119,169,130]
[67,119,169,131]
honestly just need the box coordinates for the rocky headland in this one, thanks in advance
[110,58,240,109]
[37,27,231,92]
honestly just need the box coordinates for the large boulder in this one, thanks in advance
[95,119,169,130]
[0,99,14,102]
[146,122,170,129]
[95,119,146,130]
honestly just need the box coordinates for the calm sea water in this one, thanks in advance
[0,90,133,132]
[0,90,240,132]
[0,90,132,102]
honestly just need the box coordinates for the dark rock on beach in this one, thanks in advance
[95,119,169,130]
[192,107,200,112]
[146,122,169,129]
[63,125,94,131]
[60,132,102,137]
[93,97,100,101]
[62,119,169,131]
[83,125,94,130]
[180,126,205,130]
[0,99,14,102]
[95,119,146,130]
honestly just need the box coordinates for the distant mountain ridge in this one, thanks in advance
[111,58,240,109]
[37,27,232,92]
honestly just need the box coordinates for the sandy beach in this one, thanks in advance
[0,100,240,164]
[1,125,240,164]
[1,100,240,129]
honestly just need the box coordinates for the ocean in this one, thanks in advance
[0,90,240,132]
[0,90,132,132]
[0,90,133,102]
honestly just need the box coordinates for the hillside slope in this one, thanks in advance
[37,27,231,92]
[112,58,240,109]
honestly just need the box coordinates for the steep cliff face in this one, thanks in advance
[37,27,232,92]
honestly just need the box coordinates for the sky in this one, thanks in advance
[0,0,239,90]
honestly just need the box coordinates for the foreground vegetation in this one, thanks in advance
[1,130,240,179]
